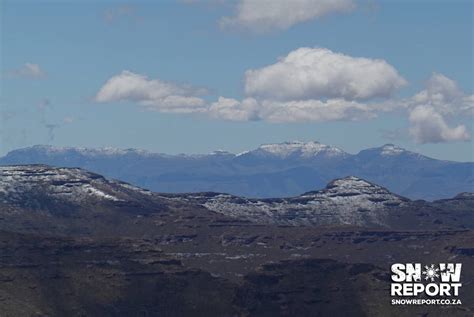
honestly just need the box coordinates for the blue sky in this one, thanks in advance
[1,0,473,161]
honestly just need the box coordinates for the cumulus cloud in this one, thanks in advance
[209,97,260,121]
[209,47,405,123]
[95,48,406,124]
[409,105,470,144]
[8,63,45,79]
[409,73,473,116]
[403,73,473,144]
[95,71,207,113]
[244,48,407,101]
[220,0,355,33]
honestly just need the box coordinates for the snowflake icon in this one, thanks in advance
[422,264,440,282]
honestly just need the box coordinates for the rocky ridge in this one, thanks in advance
[181,176,408,226]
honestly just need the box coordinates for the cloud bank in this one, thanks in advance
[209,98,375,123]
[95,48,471,144]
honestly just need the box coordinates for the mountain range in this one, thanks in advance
[1,141,472,200]
[2,165,472,233]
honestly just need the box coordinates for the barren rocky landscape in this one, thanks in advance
[0,165,472,316]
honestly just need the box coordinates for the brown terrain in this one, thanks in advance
[0,165,472,316]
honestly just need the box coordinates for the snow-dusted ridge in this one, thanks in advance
[12,141,351,160]
[361,143,427,159]
[5,142,426,162]
[1,165,471,228]
[184,176,409,226]
[0,165,152,205]
[380,144,405,156]
[237,141,348,159]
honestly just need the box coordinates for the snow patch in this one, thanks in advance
[380,144,405,156]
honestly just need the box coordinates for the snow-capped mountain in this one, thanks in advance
[181,176,408,227]
[354,144,429,160]
[1,142,472,200]
[236,141,348,160]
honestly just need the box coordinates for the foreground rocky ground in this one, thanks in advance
[1,228,472,316]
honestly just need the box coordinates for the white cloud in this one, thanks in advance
[9,63,45,79]
[401,73,473,144]
[260,99,375,122]
[208,47,405,122]
[244,47,407,101]
[94,57,470,146]
[220,0,355,33]
[96,65,380,122]
[209,97,375,122]
[95,71,207,113]
[209,97,260,121]
[410,73,473,116]
[409,105,470,144]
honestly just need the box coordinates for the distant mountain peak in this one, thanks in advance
[357,144,427,159]
[245,141,348,159]
[303,176,403,200]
